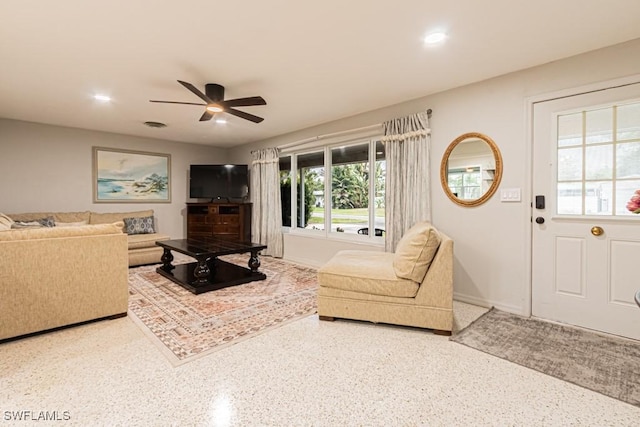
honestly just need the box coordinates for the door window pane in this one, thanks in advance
[585,108,613,144]
[617,180,640,216]
[616,142,640,179]
[557,182,583,214]
[617,102,640,141]
[558,113,582,147]
[584,181,612,215]
[585,145,612,180]
[557,147,582,181]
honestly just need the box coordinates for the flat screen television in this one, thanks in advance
[189,164,249,201]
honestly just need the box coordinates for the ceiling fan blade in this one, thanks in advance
[177,80,212,103]
[149,100,206,106]
[199,110,214,122]
[222,96,267,108]
[226,108,264,123]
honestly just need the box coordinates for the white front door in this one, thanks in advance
[532,82,640,340]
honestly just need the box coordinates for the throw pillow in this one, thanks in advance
[123,215,155,235]
[0,213,14,231]
[11,221,43,229]
[37,216,56,227]
[393,222,442,283]
[11,216,56,229]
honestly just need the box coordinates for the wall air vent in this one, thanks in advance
[143,121,167,128]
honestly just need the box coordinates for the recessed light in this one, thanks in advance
[93,94,111,102]
[424,32,447,45]
[215,118,227,124]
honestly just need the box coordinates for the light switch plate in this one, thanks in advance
[500,188,521,202]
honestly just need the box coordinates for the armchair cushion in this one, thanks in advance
[393,221,441,283]
[318,251,420,298]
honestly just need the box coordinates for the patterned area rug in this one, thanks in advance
[128,255,318,366]
[451,308,640,407]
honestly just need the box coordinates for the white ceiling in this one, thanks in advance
[1,1,640,148]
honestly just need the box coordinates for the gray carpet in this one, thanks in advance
[451,308,640,407]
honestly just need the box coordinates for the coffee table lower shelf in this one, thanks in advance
[156,258,267,295]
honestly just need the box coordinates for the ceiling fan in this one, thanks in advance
[150,80,266,123]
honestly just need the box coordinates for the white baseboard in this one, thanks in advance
[282,256,323,269]
[454,292,526,316]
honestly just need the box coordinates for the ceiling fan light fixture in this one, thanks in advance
[150,80,266,123]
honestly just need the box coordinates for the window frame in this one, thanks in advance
[280,134,385,245]
[554,99,640,217]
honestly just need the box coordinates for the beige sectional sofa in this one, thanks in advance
[7,210,170,266]
[317,222,453,334]
[0,222,129,341]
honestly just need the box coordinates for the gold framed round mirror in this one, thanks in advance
[440,132,503,207]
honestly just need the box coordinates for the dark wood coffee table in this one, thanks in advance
[155,238,267,294]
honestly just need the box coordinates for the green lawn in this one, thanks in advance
[315,207,385,216]
[308,207,385,224]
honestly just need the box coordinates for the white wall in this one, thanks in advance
[2,39,639,315]
[228,38,640,314]
[0,119,228,239]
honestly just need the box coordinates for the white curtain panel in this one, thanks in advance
[382,111,431,252]
[250,147,284,257]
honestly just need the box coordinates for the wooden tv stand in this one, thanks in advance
[186,202,252,242]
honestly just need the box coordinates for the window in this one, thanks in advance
[447,167,481,199]
[279,138,385,240]
[556,101,640,216]
[297,151,325,232]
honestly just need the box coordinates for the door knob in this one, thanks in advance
[535,217,545,224]
[591,226,604,236]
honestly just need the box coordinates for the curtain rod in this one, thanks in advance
[278,108,432,150]
[278,123,381,150]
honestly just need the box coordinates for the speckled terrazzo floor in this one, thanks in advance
[1,301,639,426]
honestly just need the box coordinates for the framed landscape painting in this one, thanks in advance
[93,147,171,203]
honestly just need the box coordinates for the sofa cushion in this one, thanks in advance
[127,233,170,250]
[8,211,91,223]
[393,222,441,283]
[318,250,420,298]
[89,210,154,226]
[56,220,89,227]
[0,222,124,242]
[0,213,14,231]
[123,215,155,235]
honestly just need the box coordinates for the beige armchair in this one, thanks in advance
[317,222,453,334]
